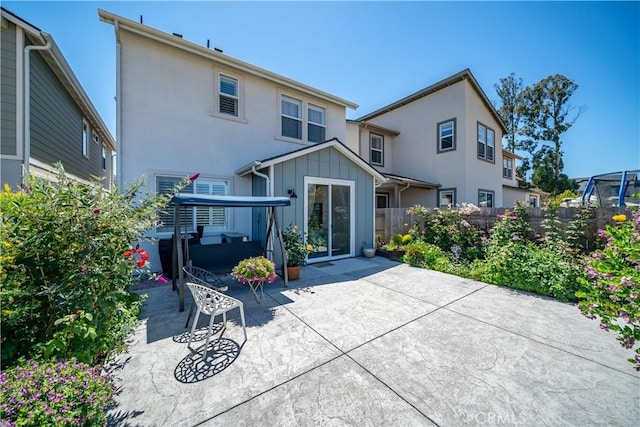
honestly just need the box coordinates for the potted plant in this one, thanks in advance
[377,233,412,261]
[231,256,277,303]
[282,225,312,280]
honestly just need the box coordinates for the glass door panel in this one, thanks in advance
[307,183,328,259]
[331,185,351,256]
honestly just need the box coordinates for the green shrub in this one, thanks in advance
[403,242,449,270]
[0,359,115,426]
[392,234,404,246]
[0,165,186,366]
[401,234,413,245]
[482,240,581,301]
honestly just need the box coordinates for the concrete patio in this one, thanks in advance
[107,256,639,426]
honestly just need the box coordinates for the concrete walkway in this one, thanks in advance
[107,257,639,426]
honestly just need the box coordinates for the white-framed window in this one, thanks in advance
[370,133,384,166]
[101,147,107,170]
[218,74,239,117]
[82,120,89,158]
[307,104,326,143]
[281,95,303,140]
[529,194,539,208]
[438,188,456,207]
[155,175,229,233]
[503,157,513,179]
[376,193,389,209]
[477,122,495,162]
[437,118,456,152]
[478,189,494,208]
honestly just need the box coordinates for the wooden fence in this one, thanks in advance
[375,207,631,247]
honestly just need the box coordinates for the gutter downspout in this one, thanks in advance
[398,182,410,208]
[23,40,52,181]
[115,19,123,188]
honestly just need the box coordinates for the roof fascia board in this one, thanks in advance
[1,8,41,38]
[357,121,400,136]
[243,140,385,182]
[98,9,358,110]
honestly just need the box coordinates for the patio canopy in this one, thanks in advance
[170,193,291,311]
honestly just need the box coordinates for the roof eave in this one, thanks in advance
[98,9,358,110]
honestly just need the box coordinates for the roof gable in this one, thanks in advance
[357,69,507,134]
[235,138,386,183]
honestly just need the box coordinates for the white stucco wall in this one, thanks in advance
[117,29,350,270]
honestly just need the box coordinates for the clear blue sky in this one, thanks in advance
[5,1,639,179]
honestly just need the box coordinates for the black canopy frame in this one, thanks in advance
[170,193,291,311]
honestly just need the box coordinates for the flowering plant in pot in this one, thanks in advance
[282,225,312,280]
[232,256,277,303]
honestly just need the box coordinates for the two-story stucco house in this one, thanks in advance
[346,69,535,209]
[1,8,115,189]
[99,10,384,271]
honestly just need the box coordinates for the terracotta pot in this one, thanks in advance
[286,265,301,280]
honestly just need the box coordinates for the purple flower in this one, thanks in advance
[621,338,635,349]
[92,207,100,214]
[597,229,607,239]
[621,276,632,287]
[189,173,200,181]
[599,323,609,331]
[585,266,598,278]
[591,251,603,259]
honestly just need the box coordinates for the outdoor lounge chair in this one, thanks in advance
[183,264,228,328]
[186,282,247,359]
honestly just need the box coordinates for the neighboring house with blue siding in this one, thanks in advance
[99,10,384,270]
[0,8,115,189]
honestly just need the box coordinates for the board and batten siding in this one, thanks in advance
[270,146,375,255]
[251,174,268,244]
[29,46,109,183]
[1,19,17,157]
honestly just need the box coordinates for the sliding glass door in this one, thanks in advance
[305,177,354,262]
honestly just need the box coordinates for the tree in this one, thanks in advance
[494,73,525,153]
[521,74,583,194]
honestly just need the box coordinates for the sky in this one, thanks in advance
[4,0,639,179]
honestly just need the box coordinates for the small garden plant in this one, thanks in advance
[282,225,312,266]
[0,359,115,426]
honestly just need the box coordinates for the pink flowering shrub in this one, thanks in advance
[577,210,640,370]
[231,256,277,285]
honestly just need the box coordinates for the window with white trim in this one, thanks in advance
[307,104,326,143]
[82,120,89,158]
[503,157,513,179]
[281,95,302,140]
[478,189,494,208]
[101,147,107,170]
[437,118,456,152]
[155,175,229,233]
[218,74,239,116]
[529,195,539,208]
[438,188,456,207]
[376,193,389,209]
[370,133,384,166]
[477,122,495,162]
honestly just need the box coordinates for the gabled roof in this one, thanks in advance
[357,69,508,134]
[235,138,386,183]
[381,173,439,189]
[1,7,116,151]
[98,9,358,110]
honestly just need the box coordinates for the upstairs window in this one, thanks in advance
[503,157,513,179]
[281,95,302,140]
[478,122,495,162]
[156,175,229,233]
[307,104,326,143]
[219,74,239,117]
[437,119,456,152]
[370,133,384,166]
[478,189,494,208]
[82,120,89,158]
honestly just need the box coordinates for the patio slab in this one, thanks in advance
[348,309,640,426]
[107,257,640,426]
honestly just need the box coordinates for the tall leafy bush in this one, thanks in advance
[0,165,186,366]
